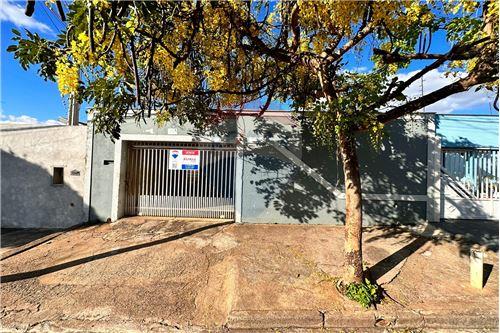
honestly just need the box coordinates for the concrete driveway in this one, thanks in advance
[1,217,498,332]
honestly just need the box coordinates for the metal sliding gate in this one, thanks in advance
[442,148,498,199]
[125,141,236,219]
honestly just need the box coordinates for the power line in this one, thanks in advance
[46,2,64,25]
[41,5,61,33]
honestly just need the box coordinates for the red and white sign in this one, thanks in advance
[169,149,200,170]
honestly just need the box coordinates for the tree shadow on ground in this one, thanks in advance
[364,219,498,287]
[365,219,498,259]
[1,149,100,259]
[368,235,429,281]
[0,221,232,283]
[1,229,60,250]
[364,221,498,290]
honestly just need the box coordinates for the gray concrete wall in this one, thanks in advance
[88,129,115,222]
[89,113,431,225]
[239,115,429,225]
[1,125,88,229]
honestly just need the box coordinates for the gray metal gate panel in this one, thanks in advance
[125,142,236,219]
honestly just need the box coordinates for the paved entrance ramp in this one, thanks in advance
[1,218,498,332]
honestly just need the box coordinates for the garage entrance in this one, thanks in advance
[125,142,237,219]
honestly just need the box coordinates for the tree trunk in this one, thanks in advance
[338,130,364,284]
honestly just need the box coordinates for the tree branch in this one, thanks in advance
[376,70,498,125]
[230,11,292,63]
[374,37,491,64]
[129,38,141,105]
[373,57,446,109]
[372,37,494,110]
[258,84,276,116]
[334,17,375,60]
[290,3,300,52]
[88,2,95,54]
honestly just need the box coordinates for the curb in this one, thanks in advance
[227,310,324,330]
[226,309,498,331]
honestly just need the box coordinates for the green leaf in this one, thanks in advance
[6,45,17,52]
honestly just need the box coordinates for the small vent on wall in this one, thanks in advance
[53,167,64,185]
[103,160,114,165]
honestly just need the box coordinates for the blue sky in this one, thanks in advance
[0,0,498,125]
[1,0,75,124]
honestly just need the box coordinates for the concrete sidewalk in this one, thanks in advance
[1,218,497,332]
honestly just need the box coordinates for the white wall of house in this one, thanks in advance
[1,124,88,228]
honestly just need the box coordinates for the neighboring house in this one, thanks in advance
[437,115,499,220]
[0,124,88,228]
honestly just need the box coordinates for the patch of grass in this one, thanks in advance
[339,279,381,308]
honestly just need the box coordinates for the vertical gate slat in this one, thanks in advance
[223,150,227,217]
[225,150,229,209]
[153,148,157,215]
[152,148,156,216]
[203,150,207,218]
[145,148,149,216]
[169,148,172,216]
[132,148,135,215]
[154,148,158,216]
[134,148,138,215]
[217,149,221,219]
[148,148,153,215]
[162,148,166,216]
[208,149,212,218]
[139,148,144,215]
[148,148,153,216]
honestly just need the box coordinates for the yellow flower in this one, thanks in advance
[77,32,89,43]
[55,60,79,95]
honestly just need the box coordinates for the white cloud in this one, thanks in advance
[0,0,52,33]
[0,114,63,125]
[355,66,369,73]
[43,119,64,125]
[395,69,493,114]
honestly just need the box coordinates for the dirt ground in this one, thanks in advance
[1,218,498,332]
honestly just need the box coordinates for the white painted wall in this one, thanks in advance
[1,125,88,228]
[440,179,499,220]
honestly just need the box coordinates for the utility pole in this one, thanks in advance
[67,93,80,126]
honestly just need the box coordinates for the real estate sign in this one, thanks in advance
[169,149,200,170]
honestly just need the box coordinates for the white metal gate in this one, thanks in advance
[125,142,236,219]
[442,148,499,199]
[441,147,499,220]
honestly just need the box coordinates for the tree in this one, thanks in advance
[9,0,498,284]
